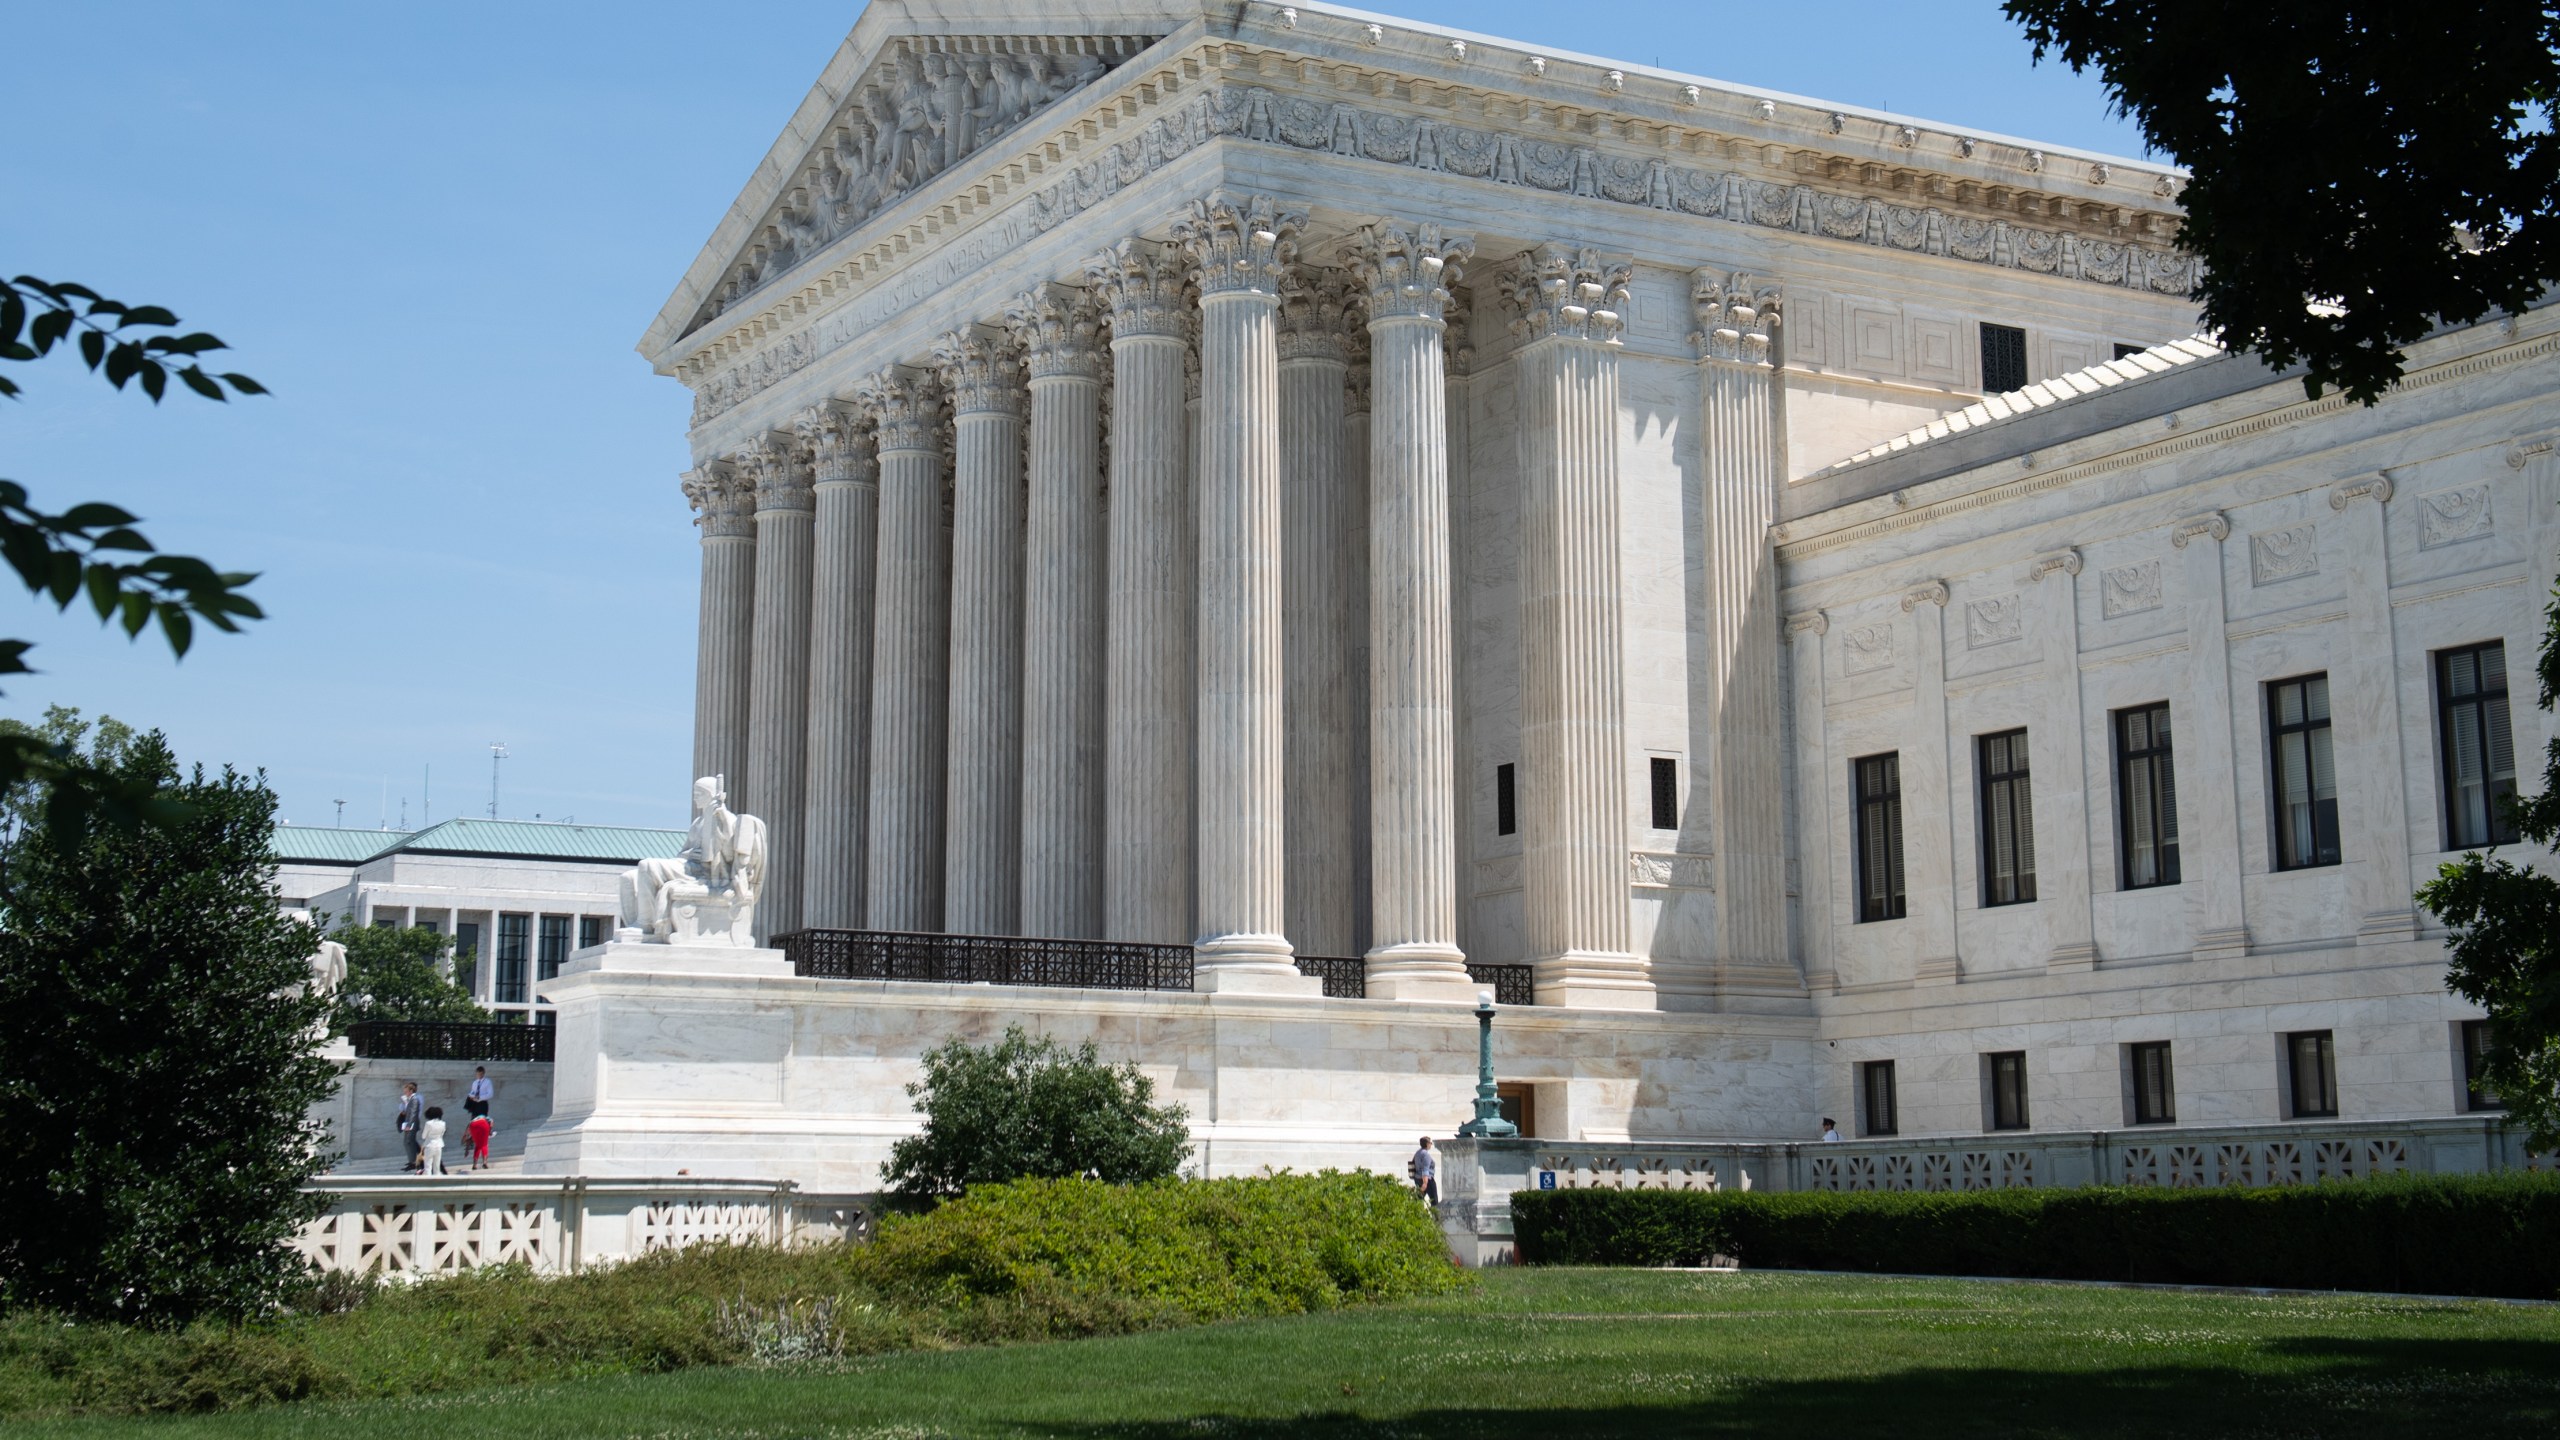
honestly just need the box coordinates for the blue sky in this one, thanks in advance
[0,2,2149,832]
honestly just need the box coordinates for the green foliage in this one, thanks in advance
[0,730,338,1326]
[854,1174,1464,1338]
[327,923,490,1029]
[1510,1171,2560,1298]
[2005,2,2559,404]
[885,1024,1193,1197]
[0,706,137,858]
[2419,574,2560,1149]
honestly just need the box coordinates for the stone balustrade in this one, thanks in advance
[293,1177,873,1277]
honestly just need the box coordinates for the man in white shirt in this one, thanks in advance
[1820,1117,1841,1142]
[1408,1136,1439,1204]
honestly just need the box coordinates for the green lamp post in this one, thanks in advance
[1456,990,1518,1138]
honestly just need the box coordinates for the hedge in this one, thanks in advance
[1509,1171,2560,1299]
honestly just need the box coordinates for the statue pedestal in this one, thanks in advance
[662,882,754,947]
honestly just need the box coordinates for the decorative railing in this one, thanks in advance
[1467,963,1536,1007]
[1294,955,1366,998]
[781,928,1194,992]
[347,1020,556,1064]
[295,1177,872,1275]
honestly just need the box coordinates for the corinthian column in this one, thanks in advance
[743,434,816,942]
[1176,193,1318,993]
[683,463,756,800]
[1343,356,1374,953]
[1507,244,1651,1009]
[1689,270,1790,1000]
[1346,222,1477,1001]
[1085,240,1195,945]
[935,325,1027,936]
[857,366,949,932]
[1276,269,1359,960]
[1008,284,1108,937]
[800,403,876,930]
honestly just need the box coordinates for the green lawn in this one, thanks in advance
[20,1268,2560,1438]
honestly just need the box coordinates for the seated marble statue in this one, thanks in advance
[618,776,767,946]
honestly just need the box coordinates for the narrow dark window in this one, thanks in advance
[1988,1051,2030,1131]
[2463,1020,2504,1112]
[1649,757,1680,830]
[1978,729,2037,906]
[416,918,441,935]
[496,912,531,1005]
[2112,342,2145,361]
[537,914,571,983]
[534,1009,559,1029]
[1495,763,1517,836]
[578,915,607,950]
[2130,1041,2176,1125]
[2438,641,2518,849]
[1860,1060,1899,1137]
[1980,321,2029,393]
[2287,1030,2339,1118]
[2269,675,2340,869]
[1853,754,1906,922]
[2116,702,2180,889]
[454,920,481,997]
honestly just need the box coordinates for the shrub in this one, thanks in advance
[886,1024,1193,1196]
[1509,1170,2560,1299]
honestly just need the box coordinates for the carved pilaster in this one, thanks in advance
[1175,192,1304,297]
[1689,269,1783,366]
[2328,472,2397,510]
[1900,580,1951,611]
[2168,510,2230,548]
[1503,244,1632,344]
[2024,547,2083,584]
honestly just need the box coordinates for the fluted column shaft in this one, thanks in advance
[1011,285,1108,937]
[744,438,816,942]
[801,408,876,930]
[860,368,950,932]
[1508,245,1651,1009]
[1178,194,1314,991]
[1087,241,1195,944]
[1278,274,1357,960]
[685,465,756,801]
[1349,223,1475,1000]
[1344,363,1374,954]
[938,327,1027,936]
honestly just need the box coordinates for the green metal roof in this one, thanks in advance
[271,818,685,867]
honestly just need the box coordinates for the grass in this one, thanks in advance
[10,1267,2557,1438]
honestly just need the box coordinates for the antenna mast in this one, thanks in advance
[488,742,508,819]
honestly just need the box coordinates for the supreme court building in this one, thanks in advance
[524,0,2556,1189]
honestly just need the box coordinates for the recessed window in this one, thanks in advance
[1978,729,2037,906]
[455,920,481,997]
[497,913,531,1005]
[537,915,572,982]
[2129,1041,2176,1125]
[1649,757,1680,831]
[1980,322,2029,393]
[2286,1030,2339,1118]
[2437,642,2518,850]
[2463,1020,2504,1112]
[2269,674,2340,870]
[1495,763,1517,837]
[2115,702,2180,889]
[1854,753,1906,923]
[1859,1060,1899,1137]
[1987,1051,2030,1132]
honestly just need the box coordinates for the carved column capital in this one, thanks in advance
[1785,609,1829,639]
[1444,284,1476,375]
[2168,510,2230,548]
[2328,472,2396,510]
[1899,579,1950,612]
[1690,268,1783,366]
[1175,192,1304,298]
[853,365,942,453]
[1344,354,1372,416]
[933,324,1025,418]
[1277,267,1361,364]
[1083,239,1189,339]
[681,462,756,539]
[1342,220,1474,324]
[742,433,814,514]
[1004,283,1106,383]
[2024,547,2083,583]
[798,401,872,485]
[1502,243,1631,344]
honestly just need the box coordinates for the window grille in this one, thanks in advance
[1649,756,1680,830]
[1980,322,2029,393]
[537,915,571,983]
[496,913,531,1005]
[1495,763,1517,836]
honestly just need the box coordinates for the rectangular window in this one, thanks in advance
[1854,754,1907,922]
[496,913,531,1005]
[453,920,480,997]
[1988,1051,2030,1131]
[1978,729,2037,906]
[1980,321,2029,393]
[537,915,571,983]
[2269,674,2341,870]
[1495,763,1517,837]
[1859,1060,1899,1137]
[2115,703,2181,889]
[2130,1041,2176,1125]
[416,918,440,935]
[2463,1020,2504,1111]
[1649,757,1680,831]
[2113,342,2146,361]
[534,1009,558,1028]
[2287,1030,2339,1118]
[578,915,607,950]
[2438,641,2519,849]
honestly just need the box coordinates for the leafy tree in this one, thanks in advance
[0,705,136,858]
[2005,2,2558,403]
[885,1024,1192,1198]
[0,727,337,1326]
[2418,575,2560,1150]
[0,275,266,842]
[330,922,492,1029]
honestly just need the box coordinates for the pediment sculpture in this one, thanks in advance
[618,776,768,947]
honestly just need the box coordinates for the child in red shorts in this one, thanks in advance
[467,1113,494,1170]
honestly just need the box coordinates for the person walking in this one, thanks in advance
[1820,1117,1841,1142]
[464,1066,494,1123]
[418,1105,448,1177]
[395,1082,425,1172]
[467,1111,494,1170]
[1408,1136,1439,1204]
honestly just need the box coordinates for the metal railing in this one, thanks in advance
[1294,955,1366,998]
[781,928,1195,992]
[1467,963,1536,1007]
[346,1020,556,1064]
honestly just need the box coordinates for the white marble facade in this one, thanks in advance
[554,1,2555,1183]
